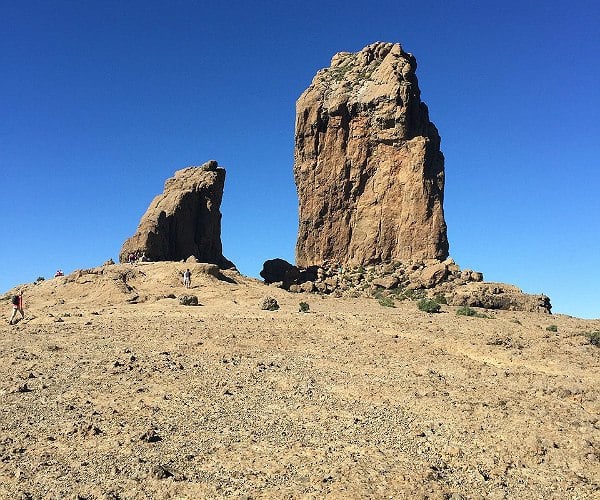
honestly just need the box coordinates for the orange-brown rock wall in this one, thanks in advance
[294,42,449,267]
[120,161,233,268]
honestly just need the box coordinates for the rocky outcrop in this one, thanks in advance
[294,42,448,268]
[262,257,552,314]
[120,161,234,268]
[447,283,551,314]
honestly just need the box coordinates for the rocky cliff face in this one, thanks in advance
[294,42,449,267]
[120,161,233,268]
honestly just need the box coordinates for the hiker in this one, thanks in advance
[54,269,63,277]
[9,291,24,325]
[183,269,192,288]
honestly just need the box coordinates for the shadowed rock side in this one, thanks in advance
[120,161,234,268]
[294,42,449,268]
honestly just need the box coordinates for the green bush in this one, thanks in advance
[260,297,279,311]
[299,302,310,313]
[546,324,558,332]
[433,293,447,305]
[35,276,45,283]
[378,297,395,308]
[584,331,600,347]
[456,306,477,317]
[417,298,440,313]
[456,306,491,319]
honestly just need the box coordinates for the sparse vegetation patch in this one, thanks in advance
[260,296,279,311]
[456,306,491,318]
[584,331,600,347]
[417,298,440,313]
[378,296,395,308]
[456,306,477,316]
[433,293,447,305]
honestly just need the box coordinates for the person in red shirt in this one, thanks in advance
[9,291,24,325]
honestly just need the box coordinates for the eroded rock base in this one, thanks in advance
[261,258,551,314]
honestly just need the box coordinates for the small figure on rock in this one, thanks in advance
[183,269,192,289]
[54,269,64,277]
[9,290,24,325]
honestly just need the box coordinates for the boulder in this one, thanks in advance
[178,295,199,306]
[420,262,448,288]
[471,271,484,282]
[300,281,316,293]
[298,266,319,283]
[260,297,279,311]
[119,160,234,269]
[295,42,449,268]
[461,270,484,282]
[372,276,400,289]
[324,276,339,289]
[260,259,300,287]
[194,263,222,278]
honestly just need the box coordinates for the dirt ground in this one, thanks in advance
[1,262,598,499]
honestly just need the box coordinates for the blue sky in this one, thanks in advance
[1,1,598,319]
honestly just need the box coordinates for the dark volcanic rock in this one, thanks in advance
[260,259,300,286]
[294,42,448,267]
[120,160,234,268]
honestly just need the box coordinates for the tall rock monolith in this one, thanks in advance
[294,42,449,267]
[119,160,234,268]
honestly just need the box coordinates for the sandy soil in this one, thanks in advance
[0,262,598,499]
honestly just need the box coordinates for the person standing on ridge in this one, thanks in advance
[9,290,24,325]
[183,269,192,289]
